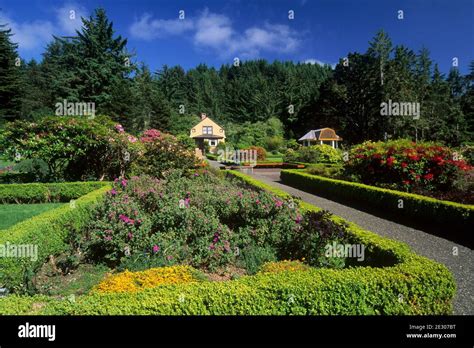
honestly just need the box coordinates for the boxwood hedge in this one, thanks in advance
[0,185,111,292]
[0,173,455,315]
[0,181,110,204]
[281,169,473,238]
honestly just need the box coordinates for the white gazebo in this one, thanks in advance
[298,128,342,149]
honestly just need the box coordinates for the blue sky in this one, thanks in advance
[0,0,473,73]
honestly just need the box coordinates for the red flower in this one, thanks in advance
[401,162,408,169]
[386,156,395,167]
[402,180,410,185]
[423,173,434,180]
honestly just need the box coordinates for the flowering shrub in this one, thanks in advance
[134,129,198,178]
[92,265,199,294]
[345,139,472,192]
[0,116,142,181]
[284,144,343,164]
[79,172,350,272]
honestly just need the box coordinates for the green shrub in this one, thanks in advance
[0,185,111,292]
[0,181,109,204]
[134,129,197,177]
[280,169,474,235]
[284,145,342,164]
[306,163,343,178]
[238,245,277,275]
[0,116,141,182]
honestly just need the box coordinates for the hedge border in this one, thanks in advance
[280,169,473,239]
[0,173,455,315]
[0,181,110,204]
[0,185,111,291]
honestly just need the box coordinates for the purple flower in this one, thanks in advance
[110,189,117,195]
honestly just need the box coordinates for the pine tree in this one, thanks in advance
[0,24,23,123]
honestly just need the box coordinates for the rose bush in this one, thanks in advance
[345,139,472,193]
[76,172,349,272]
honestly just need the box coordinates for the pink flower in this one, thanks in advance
[128,233,133,239]
[166,255,173,261]
[110,189,117,195]
[152,245,160,253]
[121,179,128,187]
[128,135,137,143]
[275,200,283,207]
[295,215,302,224]
[115,124,125,133]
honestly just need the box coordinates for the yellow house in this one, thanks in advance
[190,113,225,158]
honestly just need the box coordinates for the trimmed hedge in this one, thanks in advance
[281,169,474,236]
[0,172,456,315]
[0,185,111,292]
[0,181,110,204]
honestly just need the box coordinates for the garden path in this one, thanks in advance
[238,167,474,315]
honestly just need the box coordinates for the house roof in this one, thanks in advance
[298,128,342,141]
[190,115,226,139]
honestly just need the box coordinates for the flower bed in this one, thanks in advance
[345,140,472,204]
[0,172,455,315]
[280,169,474,242]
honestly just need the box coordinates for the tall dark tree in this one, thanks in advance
[0,24,22,123]
[73,8,133,113]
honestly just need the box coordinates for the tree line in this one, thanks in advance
[0,8,472,146]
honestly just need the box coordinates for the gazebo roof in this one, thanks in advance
[298,128,342,142]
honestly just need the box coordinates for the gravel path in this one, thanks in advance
[240,168,473,315]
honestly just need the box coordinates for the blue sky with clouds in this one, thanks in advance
[0,0,472,73]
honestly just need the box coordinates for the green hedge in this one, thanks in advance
[0,171,455,315]
[0,185,111,292]
[281,169,474,235]
[0,182,110,204]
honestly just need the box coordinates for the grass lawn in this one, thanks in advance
[0,203,66,230]
[260,156,283,163]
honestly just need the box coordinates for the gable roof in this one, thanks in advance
[298,128,342,141]
[191,116,223,129]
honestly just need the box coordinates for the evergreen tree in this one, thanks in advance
[0,24,23,123]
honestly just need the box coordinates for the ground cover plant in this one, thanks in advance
[0,203,65,230]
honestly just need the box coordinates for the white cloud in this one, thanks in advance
[129,13,195,40]
[0,13,54,50]
[55,2,87,35]
[0,2,88,52]
[129,9,302,58]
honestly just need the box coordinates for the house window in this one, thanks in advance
[209,140,217,147]
[203,126,213,135]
